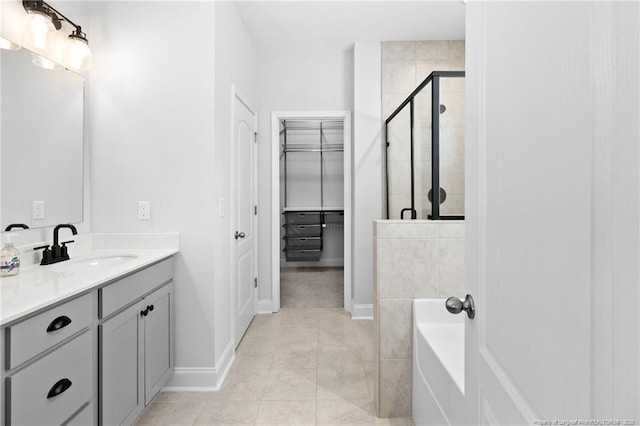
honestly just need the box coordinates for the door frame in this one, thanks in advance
[230,85,259,345]
[270,110,352,312]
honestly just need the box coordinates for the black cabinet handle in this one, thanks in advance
[140,308,149,317]
[46,316,72,333]
[148,304,154,312]
[47,378,72,399]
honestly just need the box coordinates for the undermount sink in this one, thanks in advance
[49,254,139,273]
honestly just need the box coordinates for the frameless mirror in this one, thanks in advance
[1,42,84,230]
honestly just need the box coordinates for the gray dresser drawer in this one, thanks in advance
[99,258,173,319]
[64,403,94,426]
[6,293,93,369]
[7,331,93,426]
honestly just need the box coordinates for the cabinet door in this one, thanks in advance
[100,302,144,426]
[143,283,173,405]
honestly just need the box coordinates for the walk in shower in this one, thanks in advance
[385,71,465,220]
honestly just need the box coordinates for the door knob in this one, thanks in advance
[235,231,246,240]
[445,294,476,319]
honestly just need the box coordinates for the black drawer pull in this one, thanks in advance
[141,308,149,317]
[148,304,155,312]
[46,316,72,333]
[47,378,72,399]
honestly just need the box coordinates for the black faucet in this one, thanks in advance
[53,223,77,248]
[34,223,77,265]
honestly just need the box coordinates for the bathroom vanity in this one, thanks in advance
[0,234,179,426]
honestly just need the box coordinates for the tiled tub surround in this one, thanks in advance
[372,220,464,417]
[382,40,465,219]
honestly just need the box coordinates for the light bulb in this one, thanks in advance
[65,34,91,70]
[23,11,55,50]
[0,37,21,51]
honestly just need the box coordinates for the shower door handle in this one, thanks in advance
[445,294,475,319]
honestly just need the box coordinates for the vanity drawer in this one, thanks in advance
[64,403,93,426]
[7,331,93,426]
[6,293,93,370]
[100,258,173,319]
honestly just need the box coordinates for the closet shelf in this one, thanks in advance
[283,120,344,131]
[282,206,344,213]
[282,143,343,153]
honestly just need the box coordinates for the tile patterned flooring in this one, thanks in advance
[135,268,414,425]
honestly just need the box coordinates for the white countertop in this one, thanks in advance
[0,233,179,326]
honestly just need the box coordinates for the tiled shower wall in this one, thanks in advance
[382,41,465,219]
[372,220,465,417]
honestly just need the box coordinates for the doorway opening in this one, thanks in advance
[271,111,352,312]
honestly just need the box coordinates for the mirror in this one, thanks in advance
[1,43,84,230]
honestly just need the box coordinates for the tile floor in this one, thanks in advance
[135,268,414,425]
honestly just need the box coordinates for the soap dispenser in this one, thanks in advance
[0,233,20,277]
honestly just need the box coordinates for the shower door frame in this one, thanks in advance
[385,70,465,220]
[270,110,352,313]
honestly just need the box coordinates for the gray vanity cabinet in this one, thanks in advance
[142,284,172,405]
[99,260,173,426]
[2,293,95,426]
[100,301,145,426]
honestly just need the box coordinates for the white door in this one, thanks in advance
[233,89,258,346]
[465,2,640,424]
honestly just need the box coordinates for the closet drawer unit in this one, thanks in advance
[285,249,321,262]
[284,224,322,237]
[6,293,92,370]
[284,237,322,250]
[284,212,321,225]
[6,331,93,426]
[323,211,344,225]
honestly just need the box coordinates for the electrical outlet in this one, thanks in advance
[138,201,150,220]
[32,201,45,219]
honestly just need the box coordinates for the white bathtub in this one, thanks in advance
[413,298,466,426]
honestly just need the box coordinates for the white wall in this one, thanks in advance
[257,47,354,305]
[88,2,220,387]
[352,41,382,314]
[213,1,259,365]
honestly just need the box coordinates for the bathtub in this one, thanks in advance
[413,298,466,426]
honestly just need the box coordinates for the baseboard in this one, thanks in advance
[257,299,275,314]
[164,341,235,391]
[280,258,344,268]
[351,303,373,320]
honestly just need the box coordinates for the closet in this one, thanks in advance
[279,118,345,308]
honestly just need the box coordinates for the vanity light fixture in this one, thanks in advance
[22,0,91,70]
